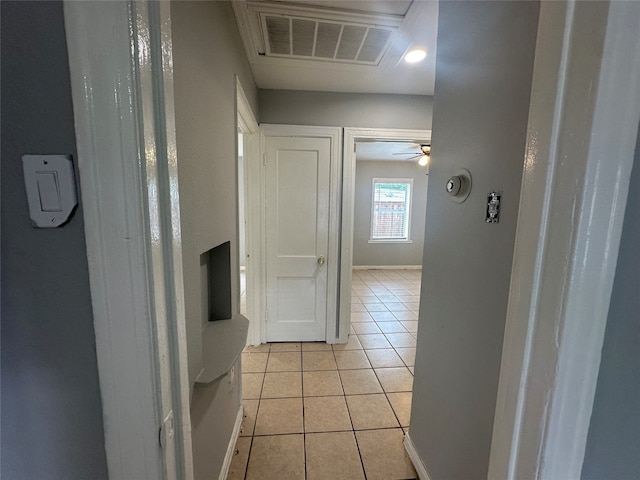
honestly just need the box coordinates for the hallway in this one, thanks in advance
[228,269,421,479]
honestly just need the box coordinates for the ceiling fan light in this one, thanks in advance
[418,154,429,167]
[404,49,427,63]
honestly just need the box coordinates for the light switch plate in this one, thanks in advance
[22,155,78,228]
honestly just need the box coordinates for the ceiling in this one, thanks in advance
[356,141,425,162]
[232,0,438,95]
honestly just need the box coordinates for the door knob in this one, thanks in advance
[317,256,326,265]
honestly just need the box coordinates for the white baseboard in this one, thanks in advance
[352,265,422,270]
[218,405,244,480]
[404,431,431,480]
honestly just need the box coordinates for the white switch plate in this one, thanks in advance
[22,155,78,228]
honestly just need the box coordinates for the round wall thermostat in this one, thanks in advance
[446,169,472,203]
[446,176,462,195]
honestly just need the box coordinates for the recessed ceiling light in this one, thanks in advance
[404,49,427,63]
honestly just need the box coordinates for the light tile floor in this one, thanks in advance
[228,269,421,480]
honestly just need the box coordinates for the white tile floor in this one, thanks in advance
[229,269,421,480]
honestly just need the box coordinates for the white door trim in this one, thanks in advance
[64,2,193,479]
[236,78,262,346]
[341,128,431,342]
[260,124,342,343]
[217,406,244,480]
[403,432,432,480]
[489,2,640,479]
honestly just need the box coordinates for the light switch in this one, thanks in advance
[36,172,62,212]
[486,192,502,223]
[22,155,78,228]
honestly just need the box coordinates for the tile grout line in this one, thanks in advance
[249,425,403,437]
[238,269,420,479]
[347,268,369,478]
[242,344,269,480]
[355,271,418,433]
[353,269,420,478]
[331,344,368,480]
[241,436,253,480]
[300,346,308,480]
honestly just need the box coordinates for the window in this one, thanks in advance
[370,178,413,242]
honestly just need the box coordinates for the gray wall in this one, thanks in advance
[353,161,428,266]
[0,2,109,479]
[259,89,432,130]
[190,358,242,480]
[581,127,640,480]
[172,0,258,387]
[409,2,539,479]
[170,1,258,477]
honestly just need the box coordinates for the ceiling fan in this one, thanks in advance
[393,144,431,166]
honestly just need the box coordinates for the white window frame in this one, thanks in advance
[369,177,414,243]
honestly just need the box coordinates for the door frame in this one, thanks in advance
[62,0,640,478]
[64,2,193,479]
[340,128,431,342]
[488,1,640,479]
[259,124,342,343]
[236,77,261,346]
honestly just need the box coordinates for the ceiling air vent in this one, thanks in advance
[261,14,394,65]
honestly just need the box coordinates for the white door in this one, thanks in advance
[265,136,332,341]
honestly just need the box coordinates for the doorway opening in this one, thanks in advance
[339,129,431,341]
[238,129,247,317]
[345,138,429,354]
[236,79,261,345]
